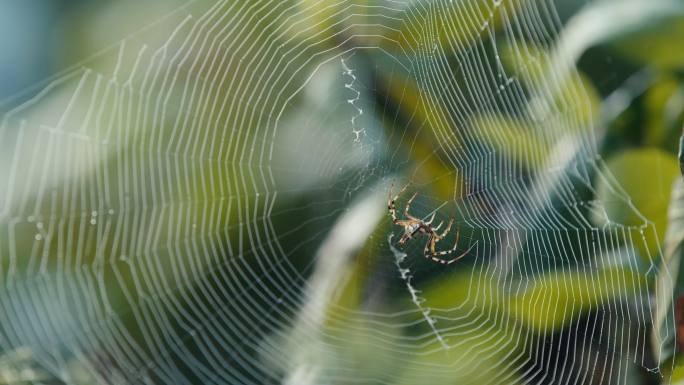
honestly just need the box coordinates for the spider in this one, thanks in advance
[388,184,475,265]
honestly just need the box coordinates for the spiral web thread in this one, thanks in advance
[0,0,675,384]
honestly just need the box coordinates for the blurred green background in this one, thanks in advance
[3,0,684,384]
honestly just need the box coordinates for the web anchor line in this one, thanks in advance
[341,58,365,143]
[421,201,447,222]
[389,234,450,350]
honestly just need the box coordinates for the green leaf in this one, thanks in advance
[379,73,463,200]
[470,114,552,171]
[594,148,680,260]
[613,17,684,70]
[510,266,646,332]
[499,40,601,129]
[284,0,406,49]
[382,0,519,53]
[423,264,643,333]
[551,0,684,72]
[644,76,682,146]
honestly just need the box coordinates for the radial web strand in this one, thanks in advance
[0,0,675,384]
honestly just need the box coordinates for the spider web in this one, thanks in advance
[0,0,676,384]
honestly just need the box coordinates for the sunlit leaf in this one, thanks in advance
[547,0,684,88]
[644,75,682,146]
[613,17,684,70]
[499,40,549,89]
[674,365,684,384]
[500,40,601,130]
[555,71,602,128]
[423,265,646,333]
[594,148,680,260]
[383,0,516,53]
[380,74,462,199]
[470,114,551,170]
[284,0,407,48]
[510,266,645,331]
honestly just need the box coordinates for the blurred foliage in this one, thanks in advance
[656,179,684,382]
[4,0,684,384]
[296,0,684,382]
[594,149,679,260]
[614,18,684,70]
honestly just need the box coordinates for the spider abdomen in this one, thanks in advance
[406,223,420,235]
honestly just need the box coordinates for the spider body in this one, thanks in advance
[388,184,475,265]
[397,220,428,245]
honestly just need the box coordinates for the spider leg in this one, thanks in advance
[389,183,409,203]
[437,218,454,239]
[404,192,419,220]
[425,234,456,265]
[425,227,475,265]
[430,218,454,243]
[398,232,412,245]
[433,221,444,231]
[429,241,478,265]
[388,183,409,223]
[424,212,436,225]
[434,227,458,253]
[423,234,433,256]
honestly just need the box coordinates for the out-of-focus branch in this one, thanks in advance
[282,181,387,385]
